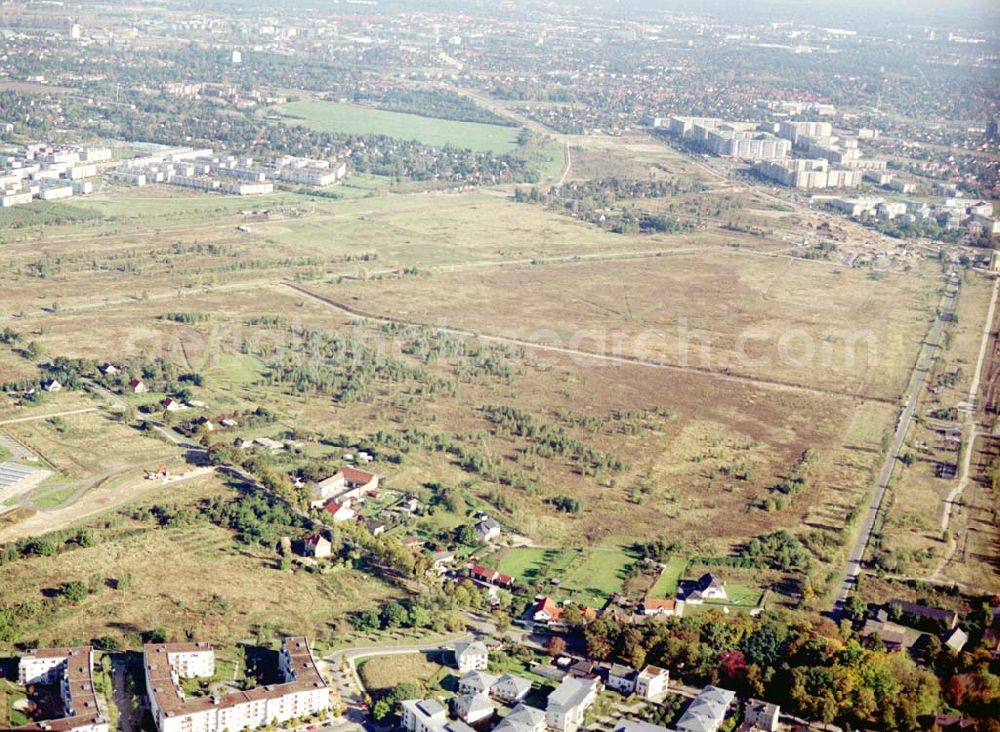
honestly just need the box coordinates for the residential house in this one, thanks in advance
[491,674,532,703]
[365,519,387,537]
[431,550,456,574]
[401,535,425,549]
[100,363,119,375]
[635,666,669,700]
[452,694,494,725]
[44,379,62,392]
[684,574,727,603]
[130,378,147,393]
[470,564,514,589]
[475,516,502,543]
[323,501,356,522]
[531,597,563,626]
[641,597,676,617]
[944,628,969,653]
[606,664,637,695]
[302,534,332,559]
[402,699,445,732]
[457,671,499,696]
[220,418,238,428]
[313,466,379,507]
[162,397,182,412]
[196,416,214,432]
[568,660,597,680]
[493,704,546,732]
[743,699,780,732]
[674,686,735,732]
[863,618,906,651]
[890,601,958,630]
[545,675,599,732]
[453,642,489,672]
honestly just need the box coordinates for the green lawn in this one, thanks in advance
[0,444,11,463]
[281,101,522,153]
[498,546,635,607]
[28,483,77,509]
[560,548,636,607]
[705,582,764,607]
[647,556,688,598]
[497,547,575,583]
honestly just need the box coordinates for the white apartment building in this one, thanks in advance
[545,676,599,732]
[778,120,833,144]
[145,637,329,732]
[17,647,109,732]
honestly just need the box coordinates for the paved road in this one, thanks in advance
[831,268,959,615]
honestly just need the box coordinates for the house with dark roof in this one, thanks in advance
[682,574,727,604]
[606,664,637,695]
[890,600,958,630]
[302,534,332,559]
[475,516,502,543]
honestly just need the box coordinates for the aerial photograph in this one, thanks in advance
[0,0,997,730]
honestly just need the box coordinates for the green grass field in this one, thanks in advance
[281,101,522,153]
[27,483,78,509]
[707,582,765,607]
[497,546,635,607]
[647,556,688,597]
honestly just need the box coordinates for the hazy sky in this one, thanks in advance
[604,0,999,31]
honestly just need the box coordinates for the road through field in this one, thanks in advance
[284,282,894,403]
[831,267,960,615]
[929,275,1000,581]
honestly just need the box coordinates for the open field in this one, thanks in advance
[0,473,400,647]
[0,192,765,316]
[358,652,448,695]
[306,250,936,399]
[280,100,521,153]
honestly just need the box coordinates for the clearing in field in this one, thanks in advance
[281,100,521,153]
